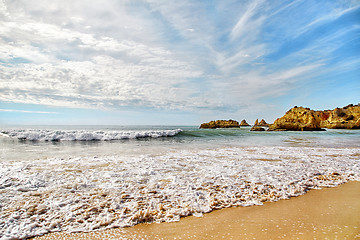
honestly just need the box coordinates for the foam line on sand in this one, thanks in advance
[33,181,360,239]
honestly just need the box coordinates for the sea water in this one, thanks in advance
[0,126,359,239]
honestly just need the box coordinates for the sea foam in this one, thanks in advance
[0,129,182,141]
[0,146,359,239]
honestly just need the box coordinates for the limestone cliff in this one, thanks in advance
[319,104,360,129]
[268,104,360,131]
[200,119,240,129]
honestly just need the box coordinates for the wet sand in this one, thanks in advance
[34,181,360,239]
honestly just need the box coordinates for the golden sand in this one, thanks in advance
[34,181,360,239]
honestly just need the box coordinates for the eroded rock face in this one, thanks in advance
[240,120,250,126]
[268,107,323,131]
[200,120,240,129]
[268,104,360,131]
[319,105,360,129]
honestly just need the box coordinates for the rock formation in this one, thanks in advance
[252,119,269,129]
[258,119,269,127]
[268,104,360,131]
[319,104,360,129]
[200,119,240,129]
[240,120,250,126]
[250,126,265,131]
[253,119,269,127]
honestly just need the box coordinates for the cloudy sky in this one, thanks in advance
[0,0,359,125]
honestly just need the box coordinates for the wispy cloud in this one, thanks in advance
[0,109,59,114]
[295,4,360,38]
[230,0,265,41]
[0,0,358,120]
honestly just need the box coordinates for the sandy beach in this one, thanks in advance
[33,181,360,240]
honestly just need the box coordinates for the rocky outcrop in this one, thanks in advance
[268,104,360,131]
[200,119,240,129]
[251,118,267,131]
[240,120,250,126]
[258,119,269,127]
[253,119,269,127]
[319,104,360,129]
[268,107,324,131]
[250,126,265,131]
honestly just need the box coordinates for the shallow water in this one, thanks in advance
[0,126,359,239]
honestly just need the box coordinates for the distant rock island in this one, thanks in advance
[199,104,359,131]
[253,119,269,127]
[240,119,250,126]
[250,119,269,131]
[258,119,269,127]
[250,126,265,131]
[200,119,240,129]
[268,104,360,131]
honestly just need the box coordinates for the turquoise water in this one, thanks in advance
[0,125,359,239]
[1,126,359,162]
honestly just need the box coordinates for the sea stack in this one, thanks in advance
[258,119,269,127]
[268,104,360,131]
[240,119,250,126]
[251,119,265,131]
[200,119,240,129]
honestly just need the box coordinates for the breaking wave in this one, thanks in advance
[0,129,182,141]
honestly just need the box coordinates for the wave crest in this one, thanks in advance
[0,129,182,141]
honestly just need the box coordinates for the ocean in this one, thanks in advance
[1,125,359,239]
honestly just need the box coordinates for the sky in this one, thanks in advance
[0,0,359,125]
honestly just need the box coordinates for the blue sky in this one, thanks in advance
[0,0,359,125]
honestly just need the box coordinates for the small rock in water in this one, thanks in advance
[250,126,265,131]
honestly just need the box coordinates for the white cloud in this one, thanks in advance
[0,0,358,118]
[0,1,210,110]
[216,43,266,74]
[230,0,265,41]
[0,53,205,110]
[0,0,9,17]
[0,109,58,114]
[295,4,360,38]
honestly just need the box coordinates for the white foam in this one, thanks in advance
[0,146,359,239]
[0,129,182,141]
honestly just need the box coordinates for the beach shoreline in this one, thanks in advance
[2,127,359,239]
[33,181,360,239]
